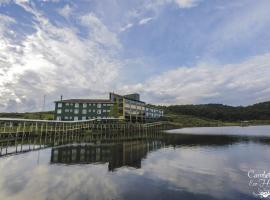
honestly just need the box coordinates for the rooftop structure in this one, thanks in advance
[123,93,140,101]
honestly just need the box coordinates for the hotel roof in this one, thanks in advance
[55,99,113,103]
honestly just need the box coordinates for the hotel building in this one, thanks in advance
[54,92,163,121]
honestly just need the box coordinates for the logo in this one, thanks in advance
[248,170,270,199]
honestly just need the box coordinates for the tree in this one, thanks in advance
[109,103,119,118]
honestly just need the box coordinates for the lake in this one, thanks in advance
[0,126,270,200]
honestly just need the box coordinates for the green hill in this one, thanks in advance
[0,111,54,120]
[165,101,270,122]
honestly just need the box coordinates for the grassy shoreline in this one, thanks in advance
[162,114,270,128]
[0,111,54,120]
[1,111,270,128]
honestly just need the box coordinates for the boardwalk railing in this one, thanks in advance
[0,118,173,137]
[0,117,123,137]
[0,118,176,157]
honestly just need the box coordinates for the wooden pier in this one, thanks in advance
[0,117,174,157]
[0,118,172,137]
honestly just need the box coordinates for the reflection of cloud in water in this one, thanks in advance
[0,142,269,199]
[0,151,119,200]
[167,125,270,137]
[131,144,270,199]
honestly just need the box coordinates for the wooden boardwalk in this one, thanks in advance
[0,118,171,137]
[0,117,174,157]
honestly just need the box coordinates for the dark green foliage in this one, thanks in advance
[109,103,120,118]
[165,101,270,121]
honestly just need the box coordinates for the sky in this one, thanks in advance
[1,0,270,112]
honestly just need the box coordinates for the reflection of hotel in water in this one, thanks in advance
[51,141,164,171]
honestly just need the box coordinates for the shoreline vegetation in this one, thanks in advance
[162,113,270,128]
[1,101,270,128]
[0,111,54,121]
[160,101,270,128]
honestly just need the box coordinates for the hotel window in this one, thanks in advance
[83,103,87,108]
[97,110,101,114]
[56,116,61,121]
[82,109,86,114]
[93,109,96,112]
[75,103,79,108]
[82,116,86,120]
[65,109,69,112]
[66,103,69,106]
[74,109,79,114]
[97,104,101,108]
[88,109,91,112]
[103,110,106,112]
[74,116,78,121]
[57,109,62,114]
[58,103,62,108]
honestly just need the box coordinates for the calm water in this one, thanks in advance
[167,125,270,137]
[1,126,270,200]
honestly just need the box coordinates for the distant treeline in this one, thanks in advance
[165,101,270,121]
[0,111,54,120]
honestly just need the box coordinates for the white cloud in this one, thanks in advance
[0,14,15,33]
[0,3,122,112]
[120,53,270,106]
[41,0,60,2]
[120,23,133,32]
[146,0,200,10]
[119,17,153,33]
[80,13,121,49]
[173,0,199,8]
[138,17,153,25]
[57,4,72,19]
[116,0,201,31]
[203,0,270,58]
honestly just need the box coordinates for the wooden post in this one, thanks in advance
[20,121,26,151]
[50,122,53,143]
[15,123,20,153]
[9,121,12,134]
[54,122,57,145]
[40,123,43,148]
[45,122,48,143]
[3,122,6,134]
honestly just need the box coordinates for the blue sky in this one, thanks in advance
[1,0,270,111]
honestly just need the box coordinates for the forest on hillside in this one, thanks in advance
[165,101,270,121]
